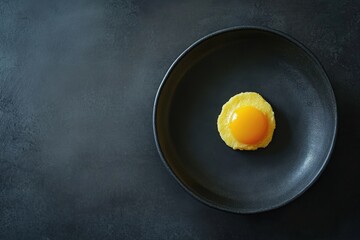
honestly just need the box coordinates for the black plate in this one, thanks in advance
[153,27,337,213]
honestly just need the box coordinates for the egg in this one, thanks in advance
[217,92,276,150]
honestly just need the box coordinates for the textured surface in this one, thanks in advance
[0,0,359,239]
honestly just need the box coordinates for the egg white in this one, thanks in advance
[217,92,276,150]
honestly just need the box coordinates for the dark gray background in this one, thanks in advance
[0,0,359,239]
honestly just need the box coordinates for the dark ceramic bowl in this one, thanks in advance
[153,27,337,213]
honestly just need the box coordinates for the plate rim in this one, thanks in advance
[152,26,338,214]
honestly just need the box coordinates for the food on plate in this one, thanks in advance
[217,92,276,150]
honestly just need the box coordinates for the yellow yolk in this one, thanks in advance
[217,92,275,150]
[229,106,268,144]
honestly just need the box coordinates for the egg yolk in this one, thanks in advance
[229,106,268,144]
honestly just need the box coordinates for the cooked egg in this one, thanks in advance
[217,92,275,150]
